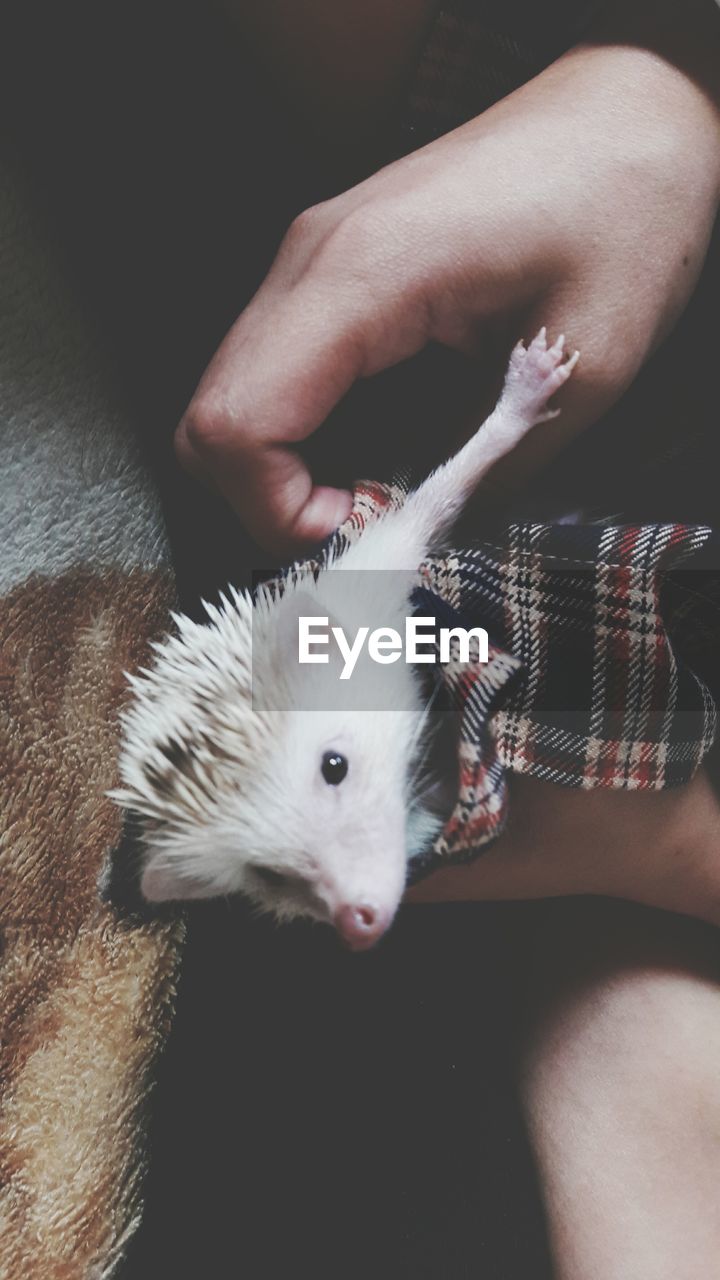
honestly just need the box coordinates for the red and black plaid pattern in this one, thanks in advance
[302,486,720,869]
[422,520,719,864]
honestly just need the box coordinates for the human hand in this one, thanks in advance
[405,766,720,929]
[175,20,720,554]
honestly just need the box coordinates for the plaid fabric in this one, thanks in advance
[295,485,720,873]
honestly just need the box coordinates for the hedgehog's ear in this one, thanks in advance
[141,860,218,902]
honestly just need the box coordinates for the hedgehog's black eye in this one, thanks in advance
[321,751,348,785]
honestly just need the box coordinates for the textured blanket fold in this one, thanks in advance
[0,160,183,1278]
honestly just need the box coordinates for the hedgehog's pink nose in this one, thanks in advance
[334,903,388,951]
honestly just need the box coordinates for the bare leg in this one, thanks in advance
[518,899,720,1280]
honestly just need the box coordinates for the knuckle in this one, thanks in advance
[304,205,404,312]
[320,204,385,265]
[283,200,336,252]
[176,395,234,462]
[284,196,409,297]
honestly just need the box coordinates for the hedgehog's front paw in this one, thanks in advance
[502,328,579,425]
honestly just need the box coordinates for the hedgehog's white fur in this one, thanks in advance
[112,570,435,920]
[111,330,578,939]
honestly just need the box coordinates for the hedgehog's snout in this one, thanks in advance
[334,902,391,951]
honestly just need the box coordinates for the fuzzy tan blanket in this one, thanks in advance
[0,159,184,1277]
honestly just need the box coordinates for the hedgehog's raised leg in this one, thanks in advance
[404,328,579,549]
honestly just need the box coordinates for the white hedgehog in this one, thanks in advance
[112,331,578,949]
